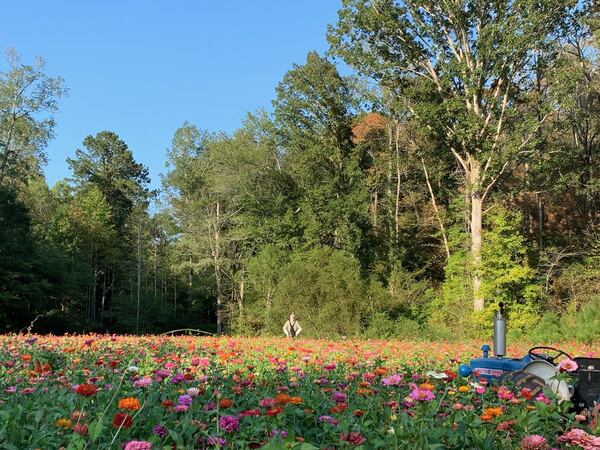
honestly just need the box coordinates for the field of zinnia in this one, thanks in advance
[0,334,598,449]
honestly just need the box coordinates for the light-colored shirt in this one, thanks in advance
[283,319,302,338]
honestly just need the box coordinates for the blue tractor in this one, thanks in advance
[458,302,600,416]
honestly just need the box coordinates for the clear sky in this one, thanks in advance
[1,1,342,190]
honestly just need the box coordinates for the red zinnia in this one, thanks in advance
[76,383,98,397]
[112,413,133,429]
[341,432,366,446]
[265,407,284,416]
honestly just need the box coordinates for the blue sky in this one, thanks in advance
[1,1,342,190]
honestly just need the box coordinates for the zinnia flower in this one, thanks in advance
[133,377,152,388]
[112,413,133,429]
[497,387,514,401]
[74,423,88,435]
[178,394,193,406]
[331,391,347,403]
[219,398,233,408]
[219,415,240,433]
[118,397,141,411]
[557,428,600,448]
[519,434,548,450]
[558,358,578,373]
[206,436,227,447]
[187,387,200,397]
[409,388,435,402]
[271,429,288,438]
[382,374,403,386]
[319,415,339,425]
[265,407,284,416]
[56,418,72,429]
[288,396,303,404]
[76,383,97,397]
[71,410,86,421]
[123,441,152,450]
[259,398,276,408]
[152,424,168,438]
[341,432,366,446]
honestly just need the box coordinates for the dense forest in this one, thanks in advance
[1,0,600,341]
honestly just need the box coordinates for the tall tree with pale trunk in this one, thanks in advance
[328,0,584,310]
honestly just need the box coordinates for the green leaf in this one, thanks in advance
[90,419,104,442]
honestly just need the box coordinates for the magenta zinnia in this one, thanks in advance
[219,415,240,433]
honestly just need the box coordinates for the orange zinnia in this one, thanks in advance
[219,398,233,408]
[419,383,435,391]
[288,396,303,405]
[275,393,291,405]
[480,406,503,421]
[118,397,141,411]
[357,387,374,396]
[330,402,348,413]
[374,367,387,376]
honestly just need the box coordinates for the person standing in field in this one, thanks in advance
[283,313,302,338]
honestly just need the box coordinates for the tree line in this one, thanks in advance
[1,0,600,340]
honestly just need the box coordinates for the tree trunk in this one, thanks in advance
[153,243,157,301]
[214,201,223,335]
[469,158,484,311]
[238,277,244,314]
[174,273,177,315]
[372,191,378,229]
[421,157,450,258]
[536,192,544,249]
[100,270,106,326]
[136,221,142,334]
[188,253,193,305]
[394,122,401,243]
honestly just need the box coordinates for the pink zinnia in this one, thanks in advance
[520,434,548,450]
[409,388,435,402]
[191,357,210,368]
[259,398,276,408]
[558,359,578,373]
[74,423,88,435]
[382,374,403,386]
[133,377,152,388]
[557,428,600,448]
[534,393,551,405]
[174,404,189,412]
[124,441,152,450]
[497,387,514,401]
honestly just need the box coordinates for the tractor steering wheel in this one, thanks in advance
[528,346,573,365]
